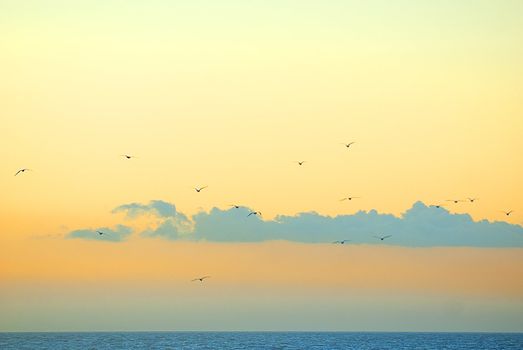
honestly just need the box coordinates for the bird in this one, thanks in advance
[247,211,262,217]
[446,199,465,204]
[333,239,351,244]
[229,204,241,209]
[192,276,211,282]
[96,231,105,235]
[467,198,479,203]
[194,186,208,193]
[340,196,360,201]
[430,204,445,209]
[374,235,392,241]
[501,210,513,216]
[14,168,31,176]
[295,161,306,166]
[120,154,137,159]
[341,142,355,148]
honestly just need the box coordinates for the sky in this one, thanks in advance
[1,0,522,331]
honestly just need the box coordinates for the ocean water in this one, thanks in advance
[0,332,522,350]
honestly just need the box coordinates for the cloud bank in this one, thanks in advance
[67,224,132,242]
[67,201,523,247]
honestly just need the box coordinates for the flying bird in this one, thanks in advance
[192,276,211,282]
[374,235,392,241]
[340,196,360,201]
[295,161,306,166]
[120,154,137,159]
[14,168,31,176]
[341,142,355,148]
[229,204,241,209]
[446,199,465,204]
[430,204,445,209]
[333,239,351,244]
[247,211,262,217]
[501,210,513,216]
[96,231,105,235]
[467,198,479,203]
[194,186,208,193]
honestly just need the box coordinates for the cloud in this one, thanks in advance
[67,224,132,242]
[67,201,523,247]
[112,200,193,240]
[112,200,185,219]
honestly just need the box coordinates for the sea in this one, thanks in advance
[0,332,522,349]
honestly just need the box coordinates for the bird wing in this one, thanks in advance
[202,276,211,280]
[14,170,22,176]
[247,212,254,217]
[383,235,392,239]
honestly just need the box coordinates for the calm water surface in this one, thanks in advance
[0,332,522,350]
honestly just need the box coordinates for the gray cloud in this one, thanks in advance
[112,200,186,220]
[67,201,523,247]
[67,224,132,242]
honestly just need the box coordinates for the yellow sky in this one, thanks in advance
[2,240,523,298]
[1,1,522,236]
[1,0,523,331]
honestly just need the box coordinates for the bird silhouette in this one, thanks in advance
[446,199,465,204]
[192,276,211,282]
[295,161,306,165]
[247,211,262,217]
[374,235,392,241]
[96,231,105,235]
[194,186,208,193]
[430,204,445,209]
[120,154,137,159]
[341,142,355,148]
[333,239,351,244]
[501,210,513,216]
[467,198,478,203]
[340,196,360,201]
[229,204,241,209]
[14,168,31,176]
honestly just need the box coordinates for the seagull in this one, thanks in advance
[120,154,137,159]
[340,196,360,201]
[446,199,465,204]
[341,142,355,148]
[430,204,445,209]
[295,161,306,166]
[194,186,208,193]
[333,239,351,244]
[14,168,31,176]
[229,204,241,209]
[501,210,513,216]
[374,235,392,241]
[467,198,479,203]
[96,231,105,235]
[247,211,262,217]
[192,276,211,282]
